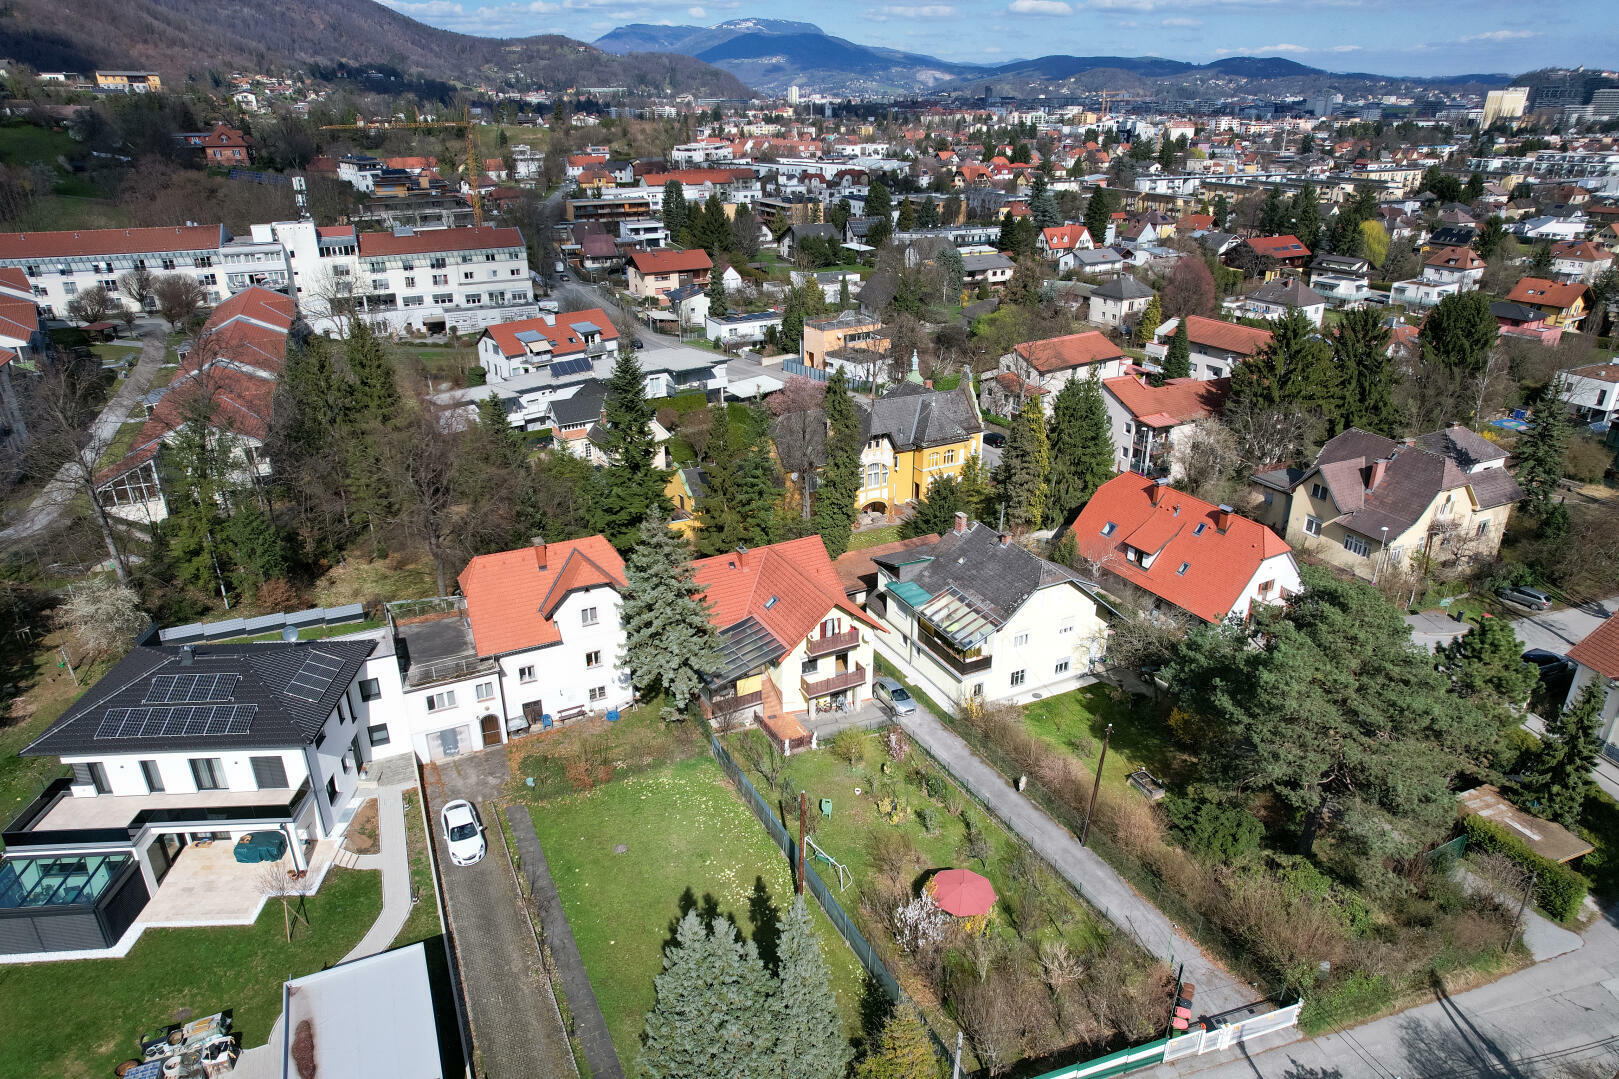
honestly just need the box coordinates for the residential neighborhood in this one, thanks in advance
[0,13,1617,1079]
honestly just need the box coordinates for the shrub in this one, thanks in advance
[917,806,940,835]
[1165,796,1264,862]
[1564,435,1612,484]
[1461,816,1589,922]
[1300,971,1394,1033]
[465,365,487,386]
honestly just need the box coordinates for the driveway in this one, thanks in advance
[1404,594,1618,654]
[422,748,575,1079]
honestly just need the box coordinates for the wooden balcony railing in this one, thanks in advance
[804,628,861,658]
[802,663,866,699]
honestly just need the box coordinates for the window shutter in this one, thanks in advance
[250,756,289,790]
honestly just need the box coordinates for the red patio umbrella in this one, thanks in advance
[929,868,996,917]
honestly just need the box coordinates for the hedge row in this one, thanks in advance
[1461,815,1589,922]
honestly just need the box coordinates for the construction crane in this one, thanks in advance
[464,108,483,228]
[1100,90,1127,117]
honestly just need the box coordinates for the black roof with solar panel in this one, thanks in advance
[22,641,377,758]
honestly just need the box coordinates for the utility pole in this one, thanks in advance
[1080,723,1112,846]
[797,789,808,895]
[1506,870,1537,953]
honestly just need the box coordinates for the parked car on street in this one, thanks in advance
[983,431,1006,448]
[874,677,916,717]
[440,799,487,866]
[1497,586,1551,611]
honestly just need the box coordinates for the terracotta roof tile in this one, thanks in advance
[458,537,626,657]
[1507,277,1590,310]
[1179,315,1273,357]
[1014,331,1124,374]
[1569,617,1619,679]
[1102,376,1228,426]
[0,224,225,260]
[693,536,884,658]
[357,226,523,257]
[630,249,713,274]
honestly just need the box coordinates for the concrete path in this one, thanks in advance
[0,329,165,542]
[506,804,626,1079]
[341,782,413,962]
[894,704,1255,1018]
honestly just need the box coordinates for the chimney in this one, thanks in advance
[953,511,968,535]
[1368,457,1389,490]
[532,542,547,569]
[1150,477,1172,506]
[999,533,1010,547]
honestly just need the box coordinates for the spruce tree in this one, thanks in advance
[341,326,401,554]
[1211,193,1229,230]
[1440,616,1537,709]
[1046,371,1115,526]
[812,369,862,558]
[708,269,729,319]
[1084,187,1113,246]
[957,453,994,522]
[769,896,853,1079]
[896,196,916,231]
[917,195,939,229]
[642,909,775,1079]
[1030,186,1061,230]
[1229,308,1339,416]
[1517,383,1572,518]
[864,180,892,223]
[1291,183,1322,249]
[1161,317,1192,380]
[621,509,721,720]
[662,180,687,238]
[597,347,671,549]
[902,475,963,538]
[1524,679,1603,827]
[998,391,1050,530]
[1331,306,1401,436]
[1137,293,1163,343]
[855,1002,941,1079]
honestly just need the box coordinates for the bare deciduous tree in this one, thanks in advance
[1168,418,1244,503]
[389,394,463,596]
[1222,396,1314,470]
[55,578,147,659]
[116,267,153,311]
[151,274,207,331]
[769,377,827,520]
[65,285,117,326]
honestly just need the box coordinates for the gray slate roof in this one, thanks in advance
[1250,278,1327,308]
[872,521,1090,626]
[858,383,982,451]
[549,380,608,426]
[24,641,376,758]
[962,252,1015,273]
[1092,275,1155,301]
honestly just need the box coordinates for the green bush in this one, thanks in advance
[1165,796,1264,862]
[1300,972,1394,1034]
[465,365,487,386]
[1461,815,1589,922]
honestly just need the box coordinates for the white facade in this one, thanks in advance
[359,234,535,336]
[704,310,783,345]
[1557,363,1619,426]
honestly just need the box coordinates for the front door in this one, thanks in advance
[149,833,186,884]
[480,714,502,748]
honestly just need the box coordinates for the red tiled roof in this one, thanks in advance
[383,156,437,171]
[1178,315,1273,357]
[1568,617,1619,680]
[830,535,938,597]
[692,536,884,657]
[1246,235,1310,259]
[0,224,225,260]
[1423,245,1484,270]
[357,226,523,256]
[1070,473,1292,623]
[641,169,754,187]
[481,308,619,359]
[1041,225,1092,250]
[630,248,712,274]
[0,266,33,296]
[0,297,38,342]
[1507,277,1590,310]
[1551,240,1611,262]
[458,537,627,657]
[1014,331,1124,374]
[1102,375,1229,427]
[1176,213,1214,231]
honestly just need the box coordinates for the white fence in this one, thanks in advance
[1162,1001,1304,1062]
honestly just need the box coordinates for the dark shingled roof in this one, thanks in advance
[858,383,982,451]
[1091,275,1155,301]
[549,381,608,426]
[23,641,375,757]
[872,521,1092,625]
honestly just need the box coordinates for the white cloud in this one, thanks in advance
[380,0,466,14]
[1160,16,1202,25]
[1008,0,1072,13]
[1325,44,1361,52]
[1253,42,1310,52]
[880,4,960,14]
[688,4,705,14]
[1460,29,1536,41]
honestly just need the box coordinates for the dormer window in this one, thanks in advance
[1101,521,1117,537]
[764,595,779,609]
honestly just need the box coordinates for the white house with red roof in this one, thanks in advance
[1144,316,1273,382]
[95,286,295,524]
[990,331,1129,411]
[1101,375,1230,479]
[1565,617,1619,770]
[351,226,536,336]
[1391,245,1486,309]
[1036,224,1094,273]
[1550,241,1614,283]
[1557,358,1619,427]
[1070,474,1300,624]
[626,249,713,302]
[476,308,618,382]
[691,536,885,752]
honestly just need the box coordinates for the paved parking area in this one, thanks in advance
[422,749,575,1079]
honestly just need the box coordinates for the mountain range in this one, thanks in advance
[0,0,750,100]
[596,19,1509,97]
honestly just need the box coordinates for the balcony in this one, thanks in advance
[802,663,867,699]
[804,628,861,658]
[2,777,311,849]
[709,688,764,715]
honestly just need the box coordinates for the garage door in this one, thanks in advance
[429,725,471,760]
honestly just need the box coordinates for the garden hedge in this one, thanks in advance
[1461,815,1589,922]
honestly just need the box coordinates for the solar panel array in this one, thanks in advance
[143,673,240,704]
[285,650,345,703]
[94,704,257,740]
[549,356,592,378]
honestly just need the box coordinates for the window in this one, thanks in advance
[84,761,111,794]
[1263,490,1274,505]
[434,292,454,304]
[432,274,449,286]
[518,665,536,683]
[971,683,984,697]
[801,657,820,676]
[928,452,940,468]
[585,650,602,669]
[251,756,289,789]
[1176,561,1190,575]
[1208,366,1223,379]
[581,607,599,626]
[865,462,889,489]
[190,758,226,791]
[360,678,381,701]
[1310,482,1328,500]
[1476,520,1490,538]
[426,690,457,712]
[1193,522,1207,536]
[367,724,392,747]
[430,257,447,269]
[589,686,608,702]
[337,695,352,724]
[1343,534,1371,557]
[475,681,495,701]
[944,448,957,465]
[1054,659,1071,674]
[1059,618,1075,635]
[1010,670,1026,687]
[140,759,164,793]
[1100,521,1117,537]
[1013,632,1030,648]
[326,776,339,803]
[1304,515,1322,536]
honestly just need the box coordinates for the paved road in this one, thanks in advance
[1404,595,1618,654]
[422,749,576,1079]
[0,329,164,543]
[1170,905,1619,1079]
[894,702,1256,1018]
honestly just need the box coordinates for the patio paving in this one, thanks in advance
[136,837,340,927]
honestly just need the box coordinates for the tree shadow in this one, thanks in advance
[1385,971,1534,1079]
[660,886,725,955]
[1276,1060,1343,1079]
[747,875,782,972]
[858,975,892,1050]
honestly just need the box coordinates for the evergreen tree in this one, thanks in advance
[813,369,862,558]
[1259,187,1289,235]
[730,203,760,258]
[1157,136,1175,172]
[1440,616,1537,709]
[1137,293,1163,343]
[997,209,1018,253]
[225,505,288,598]
[917,195,940,229]
[621,509,722,720]
[1045,371,1114,526]
[837,274,851,311]
[1475,215,1506,260]
[1161,317,1192,380]
[1420,291,1497,378]
[957,453,994,523]
[1516,382,1572,518]
[695,417,777,555]
[1291,183,1321,249]
[662,179,687,238]
[596,347,671,549]
[769,896,853,1079]
[855,1002,941,1079]
[1524,680,1603,827]
[707,269,729,318]
[1228,308,1340,418]
[902,474,963,539]
[896,196,916,231]
[1331,306,1401,436]
[1084,188,1113,246]
[341,325,402,553]
[642,908,774,1079]
[1463,172,1485,202]
[865,216,891,250]
[160,391,238,596]
[1211,193,1229,230]
[864,180,892,223]
[1528,243,1554,279]
[1030,186,1061,230]
[998,391,1050,530]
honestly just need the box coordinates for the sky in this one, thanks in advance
[377,0,1614,78]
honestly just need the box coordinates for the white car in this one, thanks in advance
[440,799,486,866]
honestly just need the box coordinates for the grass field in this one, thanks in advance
[1021,684,1175,783]
[393,788,445,947]
[312,556,439,608]
[0,867,381,1079]
[0,631,100,846]
[521,754,867,1074]
[847,524,902,550]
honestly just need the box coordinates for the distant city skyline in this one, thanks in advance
[377,0,1613,79]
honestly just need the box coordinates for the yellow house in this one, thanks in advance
[1252,426,1522,582]
[665,466,704,540]
[1506,277,1591,330]
[857,359,983,515]
[95,71,162,93]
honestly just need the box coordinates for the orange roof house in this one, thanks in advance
[1506,277,1591,329]
[626,248,713,300]
[1069,473,1299,623]
[1010,331,1128,378]
[458,537,626,657]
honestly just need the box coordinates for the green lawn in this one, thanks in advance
[393,788,445,947]
[312,556,439,608]
[0,634,100,845]
[521,755,866,1074]
[0,867,381,1079]
[847,525,902,550]
[1021,684,1176,784]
